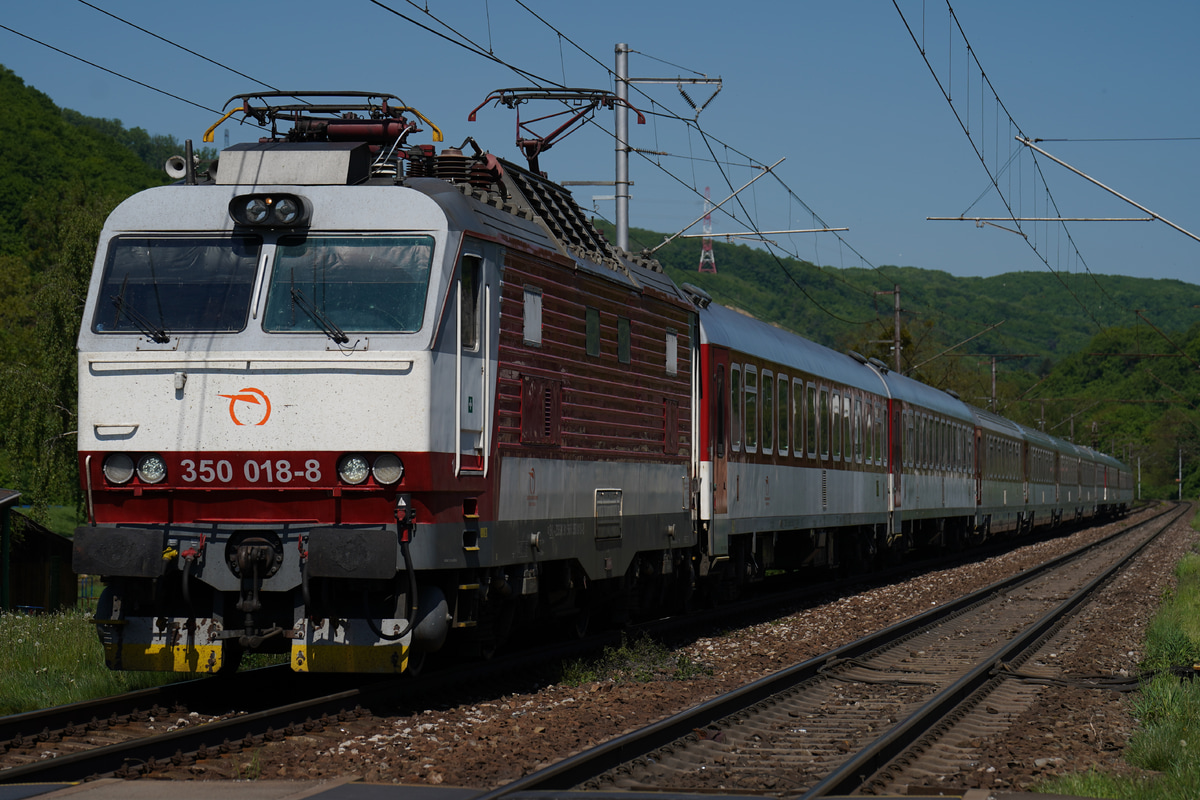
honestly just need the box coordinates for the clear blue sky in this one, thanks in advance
[4,1,1199,297]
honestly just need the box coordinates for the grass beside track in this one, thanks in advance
[0,607,177,715]
[1036,514,1200,800]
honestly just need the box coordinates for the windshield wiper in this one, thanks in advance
[111,277,170,343]
[290,287,349,344]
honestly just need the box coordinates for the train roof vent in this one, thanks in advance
[501,161,607,251]
[867,357,890,373]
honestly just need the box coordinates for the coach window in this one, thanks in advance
[902,411,911,468]
[935,417,942,469]
[922,415,931,469]
[914,414,922,468]
[930,416,937,469]
[938,419,946,470]
[793,379,805,458]
[868,400,878,462]
[938,418,944,469]
[523,287,542,346]
[878,404,887,466]
[831,390,842,460]
[818,387,830,459]
[806,384,817,458]
[854,397,863,463]
[745,367,759,452]
[665,329,678,376]
[585,307,600,356]
[777,375,789,456]
[844,395,853,462]
[730,365,742,452]
[618,317,631,364]
[761,371,774,453]
[933,419,940,470]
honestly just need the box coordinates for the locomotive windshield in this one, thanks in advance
[92,236,261,335]
[262,235,435,334]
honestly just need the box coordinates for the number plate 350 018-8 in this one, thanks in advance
[176,455,326,486]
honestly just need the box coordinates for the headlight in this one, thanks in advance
[137,454,167,484]
[338,454,370,485]
[372,454,405,485]
[229,193,310,227]
[102,453,135,485]
[244,197,270,224]
[275,197,300,225]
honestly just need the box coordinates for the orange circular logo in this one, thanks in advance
[218,387,272,426]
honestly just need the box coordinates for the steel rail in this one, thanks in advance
[0,680,382,784]
[0,665,293,748]
[802,502,1185,798]
[471,505,1176,800]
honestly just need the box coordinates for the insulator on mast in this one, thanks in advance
[677,82,697,109]
[698,186,716,273]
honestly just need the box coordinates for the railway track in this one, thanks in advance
[470,503,1181,799]
[0,510,1157,785]
[0,665,388,783]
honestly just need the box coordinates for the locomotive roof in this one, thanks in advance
[194,92,686,304]
[209,139,685,305]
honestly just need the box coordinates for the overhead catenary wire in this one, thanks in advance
[382,0,896,327]
[73,0,282,91]
[0,23,225,118]
[892,1,1112,334]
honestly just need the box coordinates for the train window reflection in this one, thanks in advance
[264,234,435,333]
[94,235,261,334]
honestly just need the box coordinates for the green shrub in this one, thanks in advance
[560,634,711,686]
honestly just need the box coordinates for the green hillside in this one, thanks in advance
[617,222,1199,370]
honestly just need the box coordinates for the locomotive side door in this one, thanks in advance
[455,249,491,475]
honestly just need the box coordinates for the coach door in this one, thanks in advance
[456,251,490,476]
[711,348,729,515]
[890,402,903,508]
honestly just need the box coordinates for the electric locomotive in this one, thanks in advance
[74,92,697,673]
